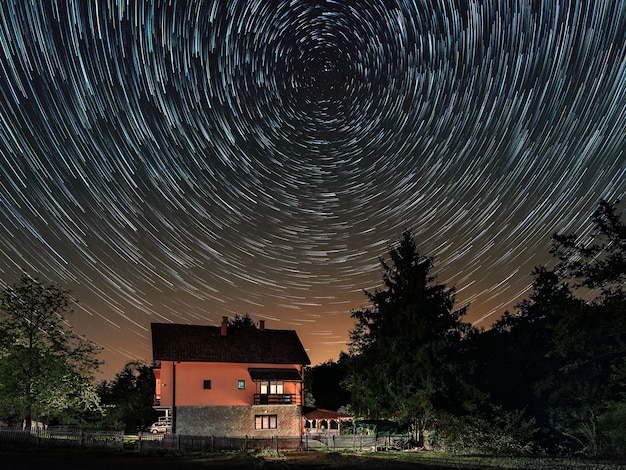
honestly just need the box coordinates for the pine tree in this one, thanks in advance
[348,230,472,443]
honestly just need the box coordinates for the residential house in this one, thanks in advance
[151,318,310,437]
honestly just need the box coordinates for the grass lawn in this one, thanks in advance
[1,444,625,469]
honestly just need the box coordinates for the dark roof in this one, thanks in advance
[304,409,353,420]
[151,323,310,365]
[249,368,303,382]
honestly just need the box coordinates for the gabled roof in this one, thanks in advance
[151,323,310,365]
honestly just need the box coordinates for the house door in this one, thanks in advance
[260,381,269,404]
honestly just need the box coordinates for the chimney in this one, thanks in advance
[259,320,265,330]
[221,316,228,336]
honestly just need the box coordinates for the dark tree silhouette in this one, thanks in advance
[227,313,258,330]
[548,200,626,456]
[308,354,351,411]
[99,361,158,432]
[348,229,472,444]
[473,200,626,457]
[552,199,626,297]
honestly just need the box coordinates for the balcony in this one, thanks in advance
[254,393,296,405]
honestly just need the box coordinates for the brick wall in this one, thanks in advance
[175,405,302,437]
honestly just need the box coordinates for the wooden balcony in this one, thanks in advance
[254,393,297,405]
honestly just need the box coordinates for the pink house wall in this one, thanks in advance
[156,361,304,407]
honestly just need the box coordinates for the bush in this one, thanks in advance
[427,408,537,455]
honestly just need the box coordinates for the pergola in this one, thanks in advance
[303,408,353,435]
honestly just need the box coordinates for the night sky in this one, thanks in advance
[0,1,624,378]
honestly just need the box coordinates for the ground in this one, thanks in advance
[1,446,625,470]
[0,448,416,470]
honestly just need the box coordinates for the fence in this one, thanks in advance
[304,433,410,451]
[135,432,409,452]
[0,428,124,449]
[137,433,302,452]
[306,433,376,451]
[0,428,410,454]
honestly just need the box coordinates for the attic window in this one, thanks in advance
[203,380,212,390]
[238,380,245,389]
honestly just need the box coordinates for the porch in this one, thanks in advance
[249,367,304,406]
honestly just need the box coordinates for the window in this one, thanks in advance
[260,381,284,394]
[255,415,277,430]
[203,380,212,389]
[238,380,246,389]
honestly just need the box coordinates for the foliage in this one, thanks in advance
[598,400,626,458]
[467,200,626,458]
[307,354,351,411]
[98,361,158,432]
[546,201,626,457]
[551,199,626,298]
[339,201,625,457]
[347,229,474,443]
[0,274,102,428]
[227,313,258,330]
[428,407,537,455]
[471,267,582,435]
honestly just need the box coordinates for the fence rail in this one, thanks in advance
[0,428,410,454]
[135,432,410,452]
[0,428,124,449]
[307,433,411,451]
[137,433,302,452]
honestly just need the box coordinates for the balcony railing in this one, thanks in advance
[254,394,296,405]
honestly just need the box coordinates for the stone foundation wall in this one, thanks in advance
[175,405,302,437]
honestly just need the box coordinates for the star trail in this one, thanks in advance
[0,1,624,377]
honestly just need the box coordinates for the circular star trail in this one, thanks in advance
[0,1,624,375]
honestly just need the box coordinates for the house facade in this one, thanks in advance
[151,318,310,437]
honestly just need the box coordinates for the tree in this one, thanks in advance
[548,200,626,456]
[472,267,582,451]
[552,199,626,299]
[549,199,626,372]
[228,313,258,330]
[308,354,351,411]
[348,230,473,444]
[0,274,101,429]
[99,361,158,432]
